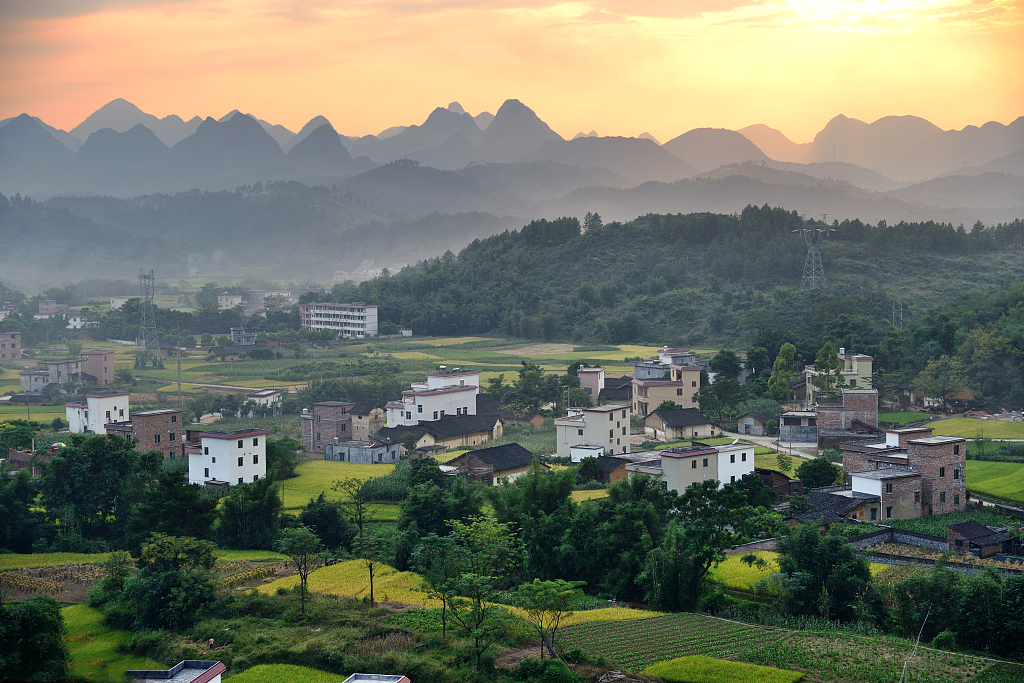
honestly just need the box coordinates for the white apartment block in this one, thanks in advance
[299,302,379,338]
[554,404,631,457]
[386,368,479,427]
[189,429,267,486]
[66,391,131,434]
[657,441,755,493]
[246,388,284,406]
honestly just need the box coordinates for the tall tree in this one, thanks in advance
[277,526,326,614]
[915,355,967,413]
[216,477,282,550]
[812,342,843,402]
[709,350,743,382]
[124,471,218,555]
[768,343,798,402]
[513,579,586,659]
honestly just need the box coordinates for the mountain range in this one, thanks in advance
[0,98,1022,231]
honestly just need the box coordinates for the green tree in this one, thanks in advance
[64,338,83,358]
[768,343,798,402]
[200,332,214,347]
[50,417,63,432]
[775,452,793,475]
[298,493,355,551]
[352,533,391,607]
[813,342,843,402]
[400,432,420,457]
[513,579,585,659]
[333,477,375,541]
[412,534,465,639]
[0,594,69,682]
[216,477,282,550]
[915,355,967,413]
[124,471,218,554]
[576,457,601,483]
[709,349,742,382]
[277,526,326,614]
[795,457,840,489]
[655,399,679,412]
[0,468,44,554]
[115,367,133,384]
[775,523,872,621]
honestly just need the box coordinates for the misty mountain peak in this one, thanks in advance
[287,123,353,165]
[638,132,661,145]
[481,99,563,162]
[662,127,768,172]
[447,102,466,114]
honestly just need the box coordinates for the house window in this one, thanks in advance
[212,457,216,463]
[316,415,321,423]
[237,440,243,448]
[238,457,243,467]
[106,410,111,419]
[871,508,877,521]
[440,410,445,417]
[609,429,614,438]
[742,453,747,462]
[850,379,856,387]
[253,454,258,464]
[851,513,858,520]
[578,429,584,436]
[204,467,209,478]
[418,405,423,413]
[886,507,892,519]
[609,413,614,422]
[940,467,945,478]
[940,492,946,503]
[406,412,411,420]
[703,458,708,467]
[616,438,620,445]
[238,477,243,484]
[253,438,259,446]
[954,468,959,480]
[954,493,960,506]
[954,445,960,455]
[622,427,626,435]
[622,410,626,418]
[171,415,177,423]
[169,432,176,441]
[119,409,124,417]
[692,460,697,469]
[341,424,346,432]
[154,434,161,444]
[434,411,439,420]
[730,454,735,463]
[915,491,920,503]
[886,482,893,494]
[204,447,209,455]
[676,389,682,396]
[316,432,321,441]
[691,396,697,403]
[692,381,697,387]
[253,474,258,481]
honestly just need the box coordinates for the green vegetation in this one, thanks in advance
[643,655,804,683]
[885,508,1021,537]
[62,605,164,682]
[559,612,783,671]
[965,460,1024,503]
[933,417,1024,439]
[221,664,353,683]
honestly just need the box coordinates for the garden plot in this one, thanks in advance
[0,564,105,603]
[558,612,783,671]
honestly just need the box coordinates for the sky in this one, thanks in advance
[1,0,1021,143]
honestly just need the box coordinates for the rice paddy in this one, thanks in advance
[62,605,166,682]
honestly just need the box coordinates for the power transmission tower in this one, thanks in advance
[793,219,834,290]
[138,270,161,366]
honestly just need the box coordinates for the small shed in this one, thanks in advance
[644,408,717,441]
[596,455,629,484]
[755,467,803,503]
[737,411,778,436]
[947,520,1010,558]
[324,439,401,464]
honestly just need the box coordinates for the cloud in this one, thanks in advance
[1,0,199,19]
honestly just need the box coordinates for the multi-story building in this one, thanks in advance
[0,332,21,361]
[105,408,184,459]
[66,391,130,434]
[38,300,69,316]
[301,401,354,453]
[633,347,700,380]
[386,368,479,427]
[298,302,379,338]
[81,349,115,386]
[218,294,243,310]
[840,426,966,516]
[20,359,82,391]
[554,404,631,457]
[246,388,284,407]
[230,327,256,346]
[350,403,387,440]
[631,362,701,417]
[577,367,605,400]
[188,428,267,486]
[629,441,755,492]
[805,347,873,404]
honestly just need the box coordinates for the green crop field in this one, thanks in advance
[63,605,166,682]
[966,460,1024,504]
[0,549,285,571]
[754,451,811,474]
[886,508,1021,537]
[931,418,1024,439]
[877,411,934,427]
[744,631,992,683]
[710,552,781,589]
[643,655,804,683]
[276,460,395,510]
[559,612,784,671]
[223,664,353,683]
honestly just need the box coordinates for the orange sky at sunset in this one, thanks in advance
[1,0,1021,143]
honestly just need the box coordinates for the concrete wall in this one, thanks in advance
[780,424,817,443]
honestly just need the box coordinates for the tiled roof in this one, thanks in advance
[791,489,877,524]
[948,520,1010,546]
[459,442,537,472]
[597,455,628,473]
[372,414,499,443]
[349,403,383,415]
[651,408,712,427]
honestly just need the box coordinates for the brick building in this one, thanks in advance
[301,401,354,454]
[105,408,185,459]
[947,520,1010,558]
[81,349,115,386]
[817,389,878,430]
[0,332,21,361]
[349,403,386,440]
[849,468,922,521]
[755,468,804,503]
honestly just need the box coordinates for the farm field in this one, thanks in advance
[642,655,804,683]
[932,417,1024,440]
[559,612,783,671]
[966,460,1024,504]
[710,552,780,589]
[0,404,65,422]
[743,631,995,683]
[877,411,934,427]
[223,664,352,683]
[276,460,395,510]
[0,549,286,572]
[62,605,166,682]
[755,451,811,474]
[571,489,610,502]
[885,507,1022,537]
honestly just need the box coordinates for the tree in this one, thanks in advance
[513,579,585,659]
[576,457,601,483]
[775,452,793,475]
[915,355,967,413]
[0,468,44,554]
[709,349,742,382]
[50,417,63,432]
[400,432,419,457]
[813,342,843,402]
[298,493,355,551]
[0,594,69,682]
[583,211,603,232]
[216,477,282,550]
[138,533,217,572]
[277,526,326,614]
[378,320,399,335]
[64,338,83,357]
[412,534,465,639]
[775,523,872,621]
[655,399,679,412]
[200,332,214,347]
[115,368,133,384]
[333,477,375,540]
[352,533,391,607]
[795,457,840,489]
[768,343,798,402]
[124,471,218,554]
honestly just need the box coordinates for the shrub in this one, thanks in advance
[931,629,957,651]
[515,658,584,682]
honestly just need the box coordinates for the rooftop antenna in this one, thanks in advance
[138,270,160,366]
[793,218,835,290]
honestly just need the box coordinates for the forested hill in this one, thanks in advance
[336,205,1024,351]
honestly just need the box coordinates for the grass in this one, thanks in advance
[571,489,610,502]
[643,655,804,683]
[877,411,934,427]
[223,664,352,683]
[277,460,395,509]
[966,460,1024,504]
[931,417,1024,439]
[0,549,285,571]
[62,605,166,682]
[743,631,990,683]
[754,452,810,474]
[710,552,780,590]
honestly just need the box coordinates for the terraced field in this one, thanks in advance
[966,460,1024,504]
[559,612,783,671]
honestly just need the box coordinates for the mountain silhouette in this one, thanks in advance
[662,128,769,172]
[480,99,563,162]
[374,106,483,163]
[523,136,697,184]
[72,98,202,146]
[407,133,481,170]
[0,113,76,165]
[809,115,941,180]
[287,123,361,177]
[286,116,334,152]
[738,124,810,163]
[218,110,295,149]
[166,112,284,184]
[77,124,169,170]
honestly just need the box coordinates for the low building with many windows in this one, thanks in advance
[66,391,130,434]
[299,302,378,338]
[188,429,267,486]
[554,404,631,457]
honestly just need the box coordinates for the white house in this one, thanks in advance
[66,391,131,434]
[246,388,284,406]
[656,441,755,493]
[188,429,267,486]
[714,442,756,487]
[554,404,632,457]
[386,367,480,427]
